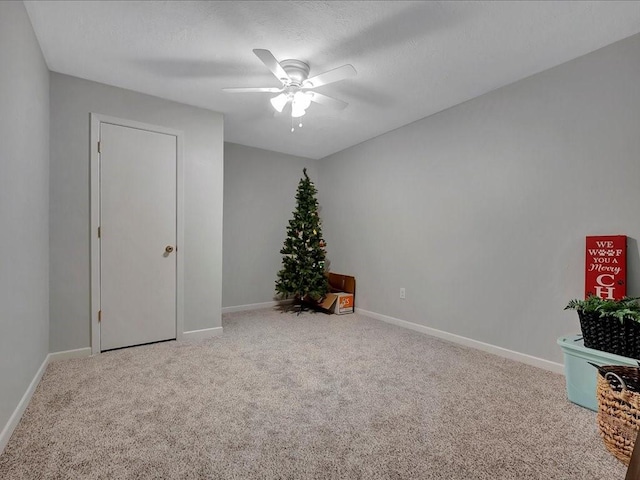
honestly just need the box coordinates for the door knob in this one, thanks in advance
[165,245,174,254]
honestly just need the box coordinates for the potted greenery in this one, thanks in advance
[565,296,640,358]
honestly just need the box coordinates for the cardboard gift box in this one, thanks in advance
[317,272,355,315]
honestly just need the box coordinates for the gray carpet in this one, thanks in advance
[0,309,626,479]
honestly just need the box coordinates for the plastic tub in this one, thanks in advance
[557,334,637,411]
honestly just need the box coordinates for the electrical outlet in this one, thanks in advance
[400,288,406,299]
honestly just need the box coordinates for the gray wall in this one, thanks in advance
[0,2,50,433]
[318,33,640,364]
[223,143,318,308]
[50,73,224,352]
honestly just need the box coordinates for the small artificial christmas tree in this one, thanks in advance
[275,168,329,307]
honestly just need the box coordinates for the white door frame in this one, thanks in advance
[90,113,185,355]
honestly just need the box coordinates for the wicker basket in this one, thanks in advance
[579,311,640,359]
[596,366,640,465]
[627,321,640,359]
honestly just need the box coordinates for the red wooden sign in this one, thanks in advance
[585,235,627,300]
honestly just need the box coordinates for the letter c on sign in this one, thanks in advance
[596,274,615,287]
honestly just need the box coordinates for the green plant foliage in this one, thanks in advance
[565,295,640,324]
[275,168,329,301]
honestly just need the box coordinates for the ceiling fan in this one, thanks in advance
[223,49,356,129]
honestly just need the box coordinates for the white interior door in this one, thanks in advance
[99,122,177,351]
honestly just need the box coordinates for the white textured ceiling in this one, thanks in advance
[24,1,640,159]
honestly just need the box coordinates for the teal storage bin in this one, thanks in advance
[557,334,638,411]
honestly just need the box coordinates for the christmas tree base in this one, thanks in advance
[288,297,327,316]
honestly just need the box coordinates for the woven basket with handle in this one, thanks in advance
[596,366,640,465]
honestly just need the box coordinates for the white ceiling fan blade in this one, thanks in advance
[253,49,291,84]
[308,92,348,110]
[303,64,357,88]
[222,87,283,93]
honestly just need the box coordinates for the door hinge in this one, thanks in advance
[98,310,102,322]
[98,226,101,238]
[97,141,101,153]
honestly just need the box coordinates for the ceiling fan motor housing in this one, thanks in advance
[280,59,310,85]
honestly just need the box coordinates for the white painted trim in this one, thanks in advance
[90,114,101,355]
[0,354,49,454]
[90,113,185,354]
[182,327,224,341]
[175,134,185,341]
[48,347,92,362]
[221,299,293,314]
[356,308,564,375]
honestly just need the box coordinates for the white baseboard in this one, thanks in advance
[356,308,564,375]
[0,354,49,454]
[48,347,92,362]
[1,345,99,454]
[222,299,293,314]
[182,327,224,341]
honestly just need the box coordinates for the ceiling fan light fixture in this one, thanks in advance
[270,93,289,113]
[291,104,306,118]
[293,91,312,110]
